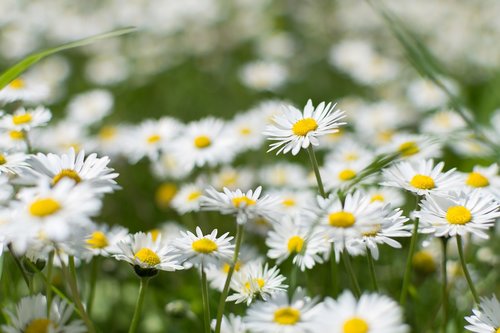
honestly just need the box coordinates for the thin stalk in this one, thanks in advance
[306,145,326,197]
[440,237,449,333]
[342,250,361,298]
[46,252,54,315]
[201,264,211,333]
[87,256,99,317]
[400,214,420,305]
[215,224,244,333]
[289,263,298,294]
[129,277,150,333]
[60,255,96,333]
[367,248,379,292]
[330,244,338,297]
[456,236,479,304]
[7,244,31,292]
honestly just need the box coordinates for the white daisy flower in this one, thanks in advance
[266,216,329,271]
[461,164,500,200]
[259,162,309,189]
[32,120,87,154]
[0,174,14,203]
[1,294,85,333]
[0,106,51,131]
[171,117,236,172]
[0,129,29,152]
[239,60,288,91]
[211,314,247,333]
[0,151,28,174]
[321,291,409,333]
[0,77,49,104]
[114,232,183,273]
[323,157,373,191]
[406,77,456,111]
[465,295,500,333]
[170,182,205,214]
[22,148,119,194]
[201,186,280,224]
[244,288,323,333]
[265,99,346,155]
[379,133,442,161]
[269,189,316,217]
[415,191,500,239]
[227,109,266,152]
[227,262,287,305]
[151,151,191,180]
[324,139,373,164]
[85,224,129,257]
[420,109,467,136]
[381,159,462,196]
[66,89,114,126]
[91,125,132,158]
[210,166,255,192]
[364,187,406,208]
[171,227,234,266]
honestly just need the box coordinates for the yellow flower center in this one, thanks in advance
[239,127,252,135]
[9,78,25,90]
[410,174,435,190]
[0,154,6,165]
[223,261,241,273]
[399,141,420,157]
[338,169,357,181]
[378,130,394,143]
[99,126,117,140]
[466,172,489,188]
[25,318,53,333]
[292,118,318,136]
[412,250,436,274]
[446,206,472,225]
[370,194,384,202]
[273,307,301,325]
[29,198,61,217]
[343,317,369,333]
[495,328,500,333]
[147,134,161,144]
[282,198,296,207]
[329,211,356,228]
[345,153,359,161]
[134,248,160,266]
[194,135,211,148]
[149,229,160,241]
[12,113,33,125]
[232,196,256,207]
[9,130,25,140]
[155,183,177,208]
[287,235,304,253]
[52,169,81,185]
[187,191,202,201]
[86,231,109,249]
[244,278,265,290]
[362,224,381,237]
[192,238,218,254]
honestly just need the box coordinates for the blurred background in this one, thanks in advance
[1,0,499,331]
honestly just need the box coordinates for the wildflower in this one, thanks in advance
[0,106,51,131]
[465,295,500,333]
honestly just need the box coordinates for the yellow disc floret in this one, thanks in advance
[399,141,420,157]
[52,169,81,185]
[194,135,211,148]
[232,196,256,207]
[147,134,161,144]
[9,78,25,90]
[292,118,318,136]
[282,198,296,207]
[155,183,177,208]
[466,172,489,188]
[9,130,25,140]
[410,174,435,190]
[370,194,385,202]
[86,231,109,249]
[192,238,218,254]
[343,317,369,333]
[338,169,356,181]
[329,211,356,228]
[446,206,472,225]
[29,198,61,217]
[25,318,52,333]
[0,154,6,165]
[273,307,301,325]
[187,191,202,201]
[412,250,436,274]
[135,248,160,266]
[12,113,32,125]
[287,235,304,253]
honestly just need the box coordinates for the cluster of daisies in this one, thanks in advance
[0,71,499,333]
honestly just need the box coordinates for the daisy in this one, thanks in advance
[170,117,236,172]
[323,157,373,191]
[269,189,316,217]
[201,186,280,224]
[210,166,255,191]
[211,314,247,333]
[239,60,288,91]
[406,77,456,111]
[85,224,129,257]
[227,109,266,152]
[324,139,373,164]
[32,120,87,154]
[244,288,323,333]
[227,262,287,305]
[420,109,467,136]
[171,227,234,266]
[66,89,114,125]
[21,148,119,194]
[264,99,346,155]
[461,164,500,200]
[381,159,462,196]
[0,151,28,174]
[0,129,29,152]
[259,163,309,189]
[0,76,49,104]
[465,295,500,333]
[151,151,191,180]
[114,232,183,275]
[415,191,500,239]
[0,106,52,131]
[364,187,406,208]
[321,291,409,333]
[1,294,85,333]
[266,216,329,271]
[91,124,131,158]
[170,182,205,214]
[379,133,442,161]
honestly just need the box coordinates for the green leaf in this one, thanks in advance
[0,26,137,90]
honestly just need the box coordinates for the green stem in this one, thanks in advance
[306,145,326,197]
[289,263,298,295]
[456,236,479,304]
[7,244,31,292]
[400,217,420,305]
[342,250,361,298]
[60,255,96,333]
[201,264,211,333]
[440,238,448,333]
[215,224,244,333]
[367,248,379,292]
[46,252,54,315]
[129,277,150,333]
[87,257,99,317]
[330,244,338,297]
